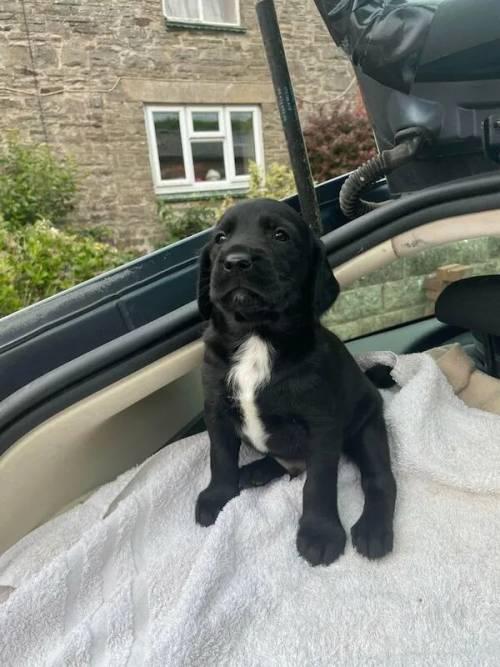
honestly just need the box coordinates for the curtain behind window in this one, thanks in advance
[165,0,198,20]
[165,0,237,24]
[204,0,237,24]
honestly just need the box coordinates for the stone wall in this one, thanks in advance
[323,238,500,341]
[0,0,350,250]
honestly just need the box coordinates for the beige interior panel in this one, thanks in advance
[334,240,395,288]
[334,209,500,287]
[0,341,204,554]
[392,209,500,257]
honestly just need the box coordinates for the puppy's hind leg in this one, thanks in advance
[239,456,288,489]
[346,411,396,560]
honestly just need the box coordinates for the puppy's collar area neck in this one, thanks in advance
[212,304,276,332]
[227,325,316,358]
[232,315,307,332]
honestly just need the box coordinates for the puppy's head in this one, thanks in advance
[198,198,339,324]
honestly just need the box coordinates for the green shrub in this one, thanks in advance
[0,226,22,315]
[157,203,217,246]
[213,161,296,219]
[0,133,77,228]
[303,106,376,183]
[0,216,134,318]
[247,161,296,200]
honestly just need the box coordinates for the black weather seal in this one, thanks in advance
[0,302,201,442]
[0,256,198,356]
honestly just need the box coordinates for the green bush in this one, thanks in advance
[0,135,138,318]
[0,133,77,228]
[247,161,296,200]
[157,203,217,246]
[212,162,296,220]
[303,105,376,183]
[0,216,133,318]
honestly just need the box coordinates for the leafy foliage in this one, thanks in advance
[213,162,296,220]
[303,105,376,183]
[0,135,136,318]
[0,132,77,228]
[157,203,217,246]
[0,216,133,318]
[247,161,296,200]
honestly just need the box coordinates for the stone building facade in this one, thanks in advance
[0,0,351,249]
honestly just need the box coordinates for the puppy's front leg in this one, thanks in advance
[297,432,346,566]
[196,406,240,527]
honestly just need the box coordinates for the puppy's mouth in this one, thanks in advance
[223,286,267,310]
[211,269,281,317]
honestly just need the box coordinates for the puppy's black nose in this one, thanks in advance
[223,252,252,272]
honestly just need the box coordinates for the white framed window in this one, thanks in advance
[163,0,240,27]
[145,105,264,196]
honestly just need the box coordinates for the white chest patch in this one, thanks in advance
[227,335,273,454]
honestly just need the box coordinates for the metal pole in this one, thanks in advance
[256,0,323,236]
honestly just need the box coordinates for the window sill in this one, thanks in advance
[156,188,248,203]
[164,18,247,34]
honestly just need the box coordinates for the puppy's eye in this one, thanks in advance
[214,231,227,244]
[273,228,289,242]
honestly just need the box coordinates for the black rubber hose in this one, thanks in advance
[340,132,427,219]
[339,154,388,219]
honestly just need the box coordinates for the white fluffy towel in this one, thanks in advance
[1,351,500,666]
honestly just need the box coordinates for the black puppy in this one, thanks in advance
[195,198,396,566]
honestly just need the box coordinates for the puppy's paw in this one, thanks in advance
[297,517,346,566]
[351,513,393,560]
[195,484,239,527]
[239,457,286,489]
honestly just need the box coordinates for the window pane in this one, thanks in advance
[204,0,238,24]
[191,141,226,182]
[165,0,199,20]
[231,111,256,176]
[192,112,219,133]
[153,112,185,181]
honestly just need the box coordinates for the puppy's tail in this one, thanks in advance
[364,363,396,389]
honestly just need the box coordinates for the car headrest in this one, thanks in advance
[436,275,500,336]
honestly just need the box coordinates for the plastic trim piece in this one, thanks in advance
[0,304,201,455]
[327,190,500,266]
[335,209,500,286]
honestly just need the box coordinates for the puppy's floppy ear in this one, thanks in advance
[197,243,212,319]
[311,238,339,318]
